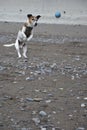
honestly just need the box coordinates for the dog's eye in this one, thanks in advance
[32,19,34,21]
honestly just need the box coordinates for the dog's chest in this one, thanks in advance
[25,26,33,38]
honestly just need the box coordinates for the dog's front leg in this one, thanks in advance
[15,40,21,58]
[27,34,33,41]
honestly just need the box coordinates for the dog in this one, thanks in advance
[4,14,41,58]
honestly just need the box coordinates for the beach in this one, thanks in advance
[0,0,87,130]
[0,22,87,130]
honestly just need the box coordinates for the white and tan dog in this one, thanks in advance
[4,14,41,58]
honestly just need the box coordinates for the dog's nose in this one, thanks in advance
[34,23,37,26]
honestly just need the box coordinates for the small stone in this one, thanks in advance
[52,128,55,130]
[76,73,80,79]
[81,103,86,108]
[0,122,4,127]
[50,63,57,69]
[71,75,75,80]
[0,66,6,71]
[26,77,35,81]
[74,55,80,61]
[20,107,25,111]
[68,114,73,120]
[83,97,87,100]
[76,127,85,130]
[34,98,43,102]
[35,89,40,92]
[32,118,40,125]
[19,9,22,12]
[53,111,56,114]
[48,93,53,97]
[32,111,37,115]
[59,88,64,90]
[19,87,24,90]
[0,104,2,108]
[53,79,57,82]
[11,118,14,122]
[13,81,17,84]
[26,98,34,102]
[42,89,47,93]
[41,128,46,130]
[35,70,41,75]
[39,111,47,116]
[63,11,66,14]
[45,100,51,103]
[77,97,80,99]
[21,128,27,130]
[65,65,72,69]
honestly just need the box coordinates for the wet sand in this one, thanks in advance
[0,22,87,130]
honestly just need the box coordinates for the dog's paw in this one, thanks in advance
[23,54,28,59]
[18,55,22,59]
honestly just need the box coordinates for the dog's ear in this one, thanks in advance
[27,14,32,18]
[36,15,41,20]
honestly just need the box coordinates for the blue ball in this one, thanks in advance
[55,11,61,18]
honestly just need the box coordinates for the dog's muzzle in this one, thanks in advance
[34,22,37,26]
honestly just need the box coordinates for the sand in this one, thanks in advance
[0,1,87,129]
[0,22,87,130]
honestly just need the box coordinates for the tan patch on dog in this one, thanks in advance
[28,16,36,24]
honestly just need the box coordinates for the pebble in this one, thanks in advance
[59,88,64,91]
[68,114,73,120]
[32,111,37,115]
[42,89,47,93]
[45,100,51,103]
[41,128,46,130]
[0,66,6,71]
[52,128,56,130]
[21,128,27,130]
[13,81,17,84]
[32,118,40,125]
[77,97,80,100]
[39,111,47,116]
[50,63,57,69]
[81,103,86,108]
[53,111,56,114]
[48,93,53,97]
[83,97,87,100]
[26,77,35,81]
[53,79,57,82]
[19,87,25,90]
[0,104,2,108]
[34,98,43,102]
[0,122,4,127]
[74,55,80,61]
[76,127,85,130]
[71,75,75,80]
[35,89,40,92]
[26,98,34,102]
[76,73,80,79]
[65,65,72,70]
[20,107,25,111]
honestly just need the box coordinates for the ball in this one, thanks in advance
[55,11,61,18]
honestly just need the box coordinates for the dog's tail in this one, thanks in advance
[3,43,15,47]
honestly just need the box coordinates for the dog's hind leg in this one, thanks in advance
[23,43,27,58]
[15,40,21,58]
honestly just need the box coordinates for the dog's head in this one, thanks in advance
[27,14,41,27]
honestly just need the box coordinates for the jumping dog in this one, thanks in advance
[4,14,41,58]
